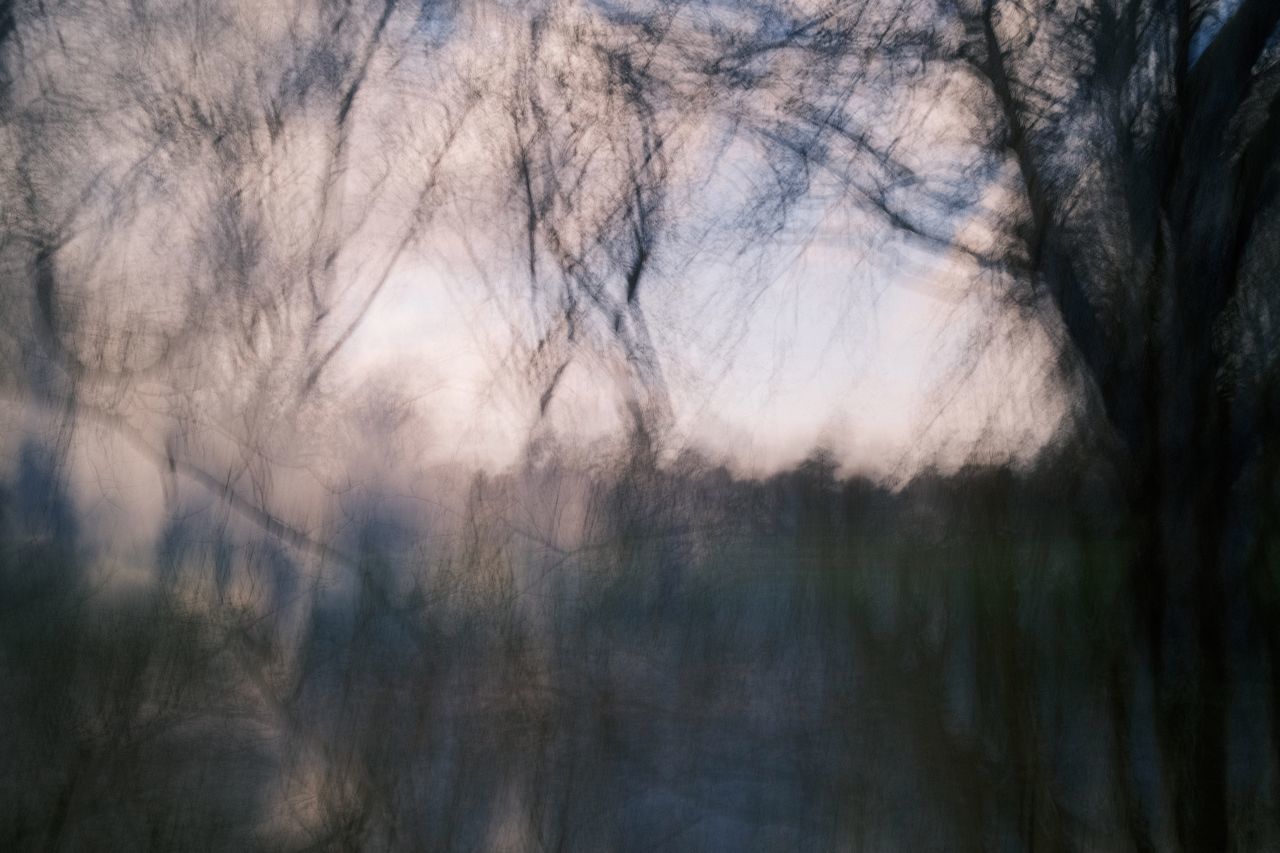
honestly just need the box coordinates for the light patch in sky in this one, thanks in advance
[343,229,1065,479]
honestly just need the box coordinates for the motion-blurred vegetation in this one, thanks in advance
[3,0,1279,849]
[3,431,1276,850]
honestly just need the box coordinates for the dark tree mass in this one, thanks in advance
[1,0,1278,850]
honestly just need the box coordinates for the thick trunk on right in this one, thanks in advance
[1138,484,1228,853]
[1124,328,1234,851]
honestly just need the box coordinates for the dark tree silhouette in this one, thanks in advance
[588,2,1279,848]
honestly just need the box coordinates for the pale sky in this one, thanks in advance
[323,0,1069,479]
[2,0,1071,517]
[342,223,1066,479]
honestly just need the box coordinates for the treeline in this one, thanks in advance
[6,431,1275,851]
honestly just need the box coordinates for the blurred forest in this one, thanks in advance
[2,436,1188,851]
[2,0,1280,850]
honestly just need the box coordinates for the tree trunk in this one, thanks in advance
[1130,338,1233,851]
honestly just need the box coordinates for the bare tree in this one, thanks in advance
[0,0,472,544]
[628,0,1280,848]
[3,1,1278,850]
